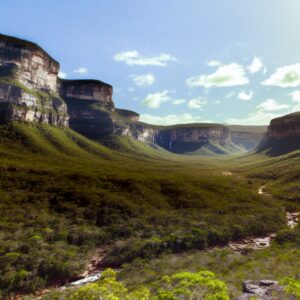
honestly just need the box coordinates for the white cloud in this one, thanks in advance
[131,74,155,87]
[256,99,290,111]
[289,90,300,103]
[142,90,171,108]
[247,57,263,74]
[58,71,67,79]
[226,111,281,125]
[238,90,253,101]
[114,50,176,67]
[186,63,249,88]
[225,91,236,99]
[172,99,186,105]
[207,60,222,67]
[188,97,206,109]
[262,64,300,87]
[128,87,135,92]
[140,113,211,125]
[73,67,88,74]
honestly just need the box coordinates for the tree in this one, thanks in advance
[281,277,300,300]
[156,271,229,300]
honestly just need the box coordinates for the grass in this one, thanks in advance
[0,122,299,298]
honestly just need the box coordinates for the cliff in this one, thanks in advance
[228,125,267,151]
[0,34,68,126]
[0,33,247,155]
[155,123,239,154]
[257,112,300,156]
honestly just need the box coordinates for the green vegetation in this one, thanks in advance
[38,269,229,300]
[0,121,300,298]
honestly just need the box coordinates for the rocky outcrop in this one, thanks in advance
[59,79,114,111]
[0,34,68,126]
[236,280,286,299]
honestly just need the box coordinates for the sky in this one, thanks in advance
[1,0,300,125]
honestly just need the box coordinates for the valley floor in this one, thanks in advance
[0,123,300,299]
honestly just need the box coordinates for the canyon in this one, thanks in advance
[0,33,267,155]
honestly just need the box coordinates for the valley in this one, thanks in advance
[0,33,300,300]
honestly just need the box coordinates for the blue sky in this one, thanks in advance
[1,0,300,125]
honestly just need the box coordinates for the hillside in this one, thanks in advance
[0,122,287,298]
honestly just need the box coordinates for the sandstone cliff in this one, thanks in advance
[0,34,68,126]
[155,124,238,154]
[228,125,267,151]
[0,33,250,155]
[257,112,300,156]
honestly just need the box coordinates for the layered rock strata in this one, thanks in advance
[0,34,68,126]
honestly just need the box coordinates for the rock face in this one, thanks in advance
[59,79,115,138]
[156,124,232,153]
[59,79,114,111]
[257,112,300,156]
[229,125,267,151]
[268,112,300,139]
[0,34,68,126]
[236,280,286,300]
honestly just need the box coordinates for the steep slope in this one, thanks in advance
[0,33,69,126]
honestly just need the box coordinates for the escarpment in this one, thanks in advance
[268,112,300,139]
[155,124,236,154]
[0,33,260,155]
[0,34,68,126]
[257,112,300,156]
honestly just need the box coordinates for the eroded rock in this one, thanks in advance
[236,280,286,300]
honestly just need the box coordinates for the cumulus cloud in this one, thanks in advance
[58,71,67,79]
[188,97,206,109]
[289,90,300,103]
[73,67,88,74]
[140,113,211,126]
[172,99,186,105]
[114,50,176,67]
[247,57,263,74]
[142,90,171,108]
[207,60,222,67]
[131,74,155,87]
[256,99,290,111]
[226,111,281,125]
[186,63,249,88]
[238,90,253,101]
[262,64,300,87]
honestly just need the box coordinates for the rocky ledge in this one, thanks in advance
[236,280,286,300]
